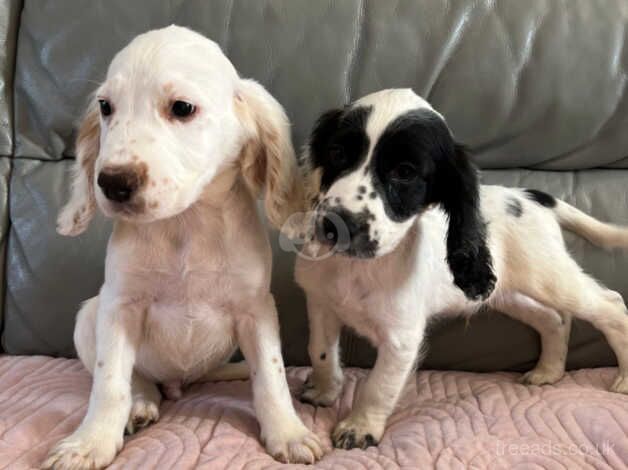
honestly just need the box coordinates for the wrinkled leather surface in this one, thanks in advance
[4,0,628,370]
[0,157,9,340]
[13,0,628,168]
[3,160,110,355]
[0,0,20,155]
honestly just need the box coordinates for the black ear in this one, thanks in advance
[307,108,344,167]
[432,143,496,300]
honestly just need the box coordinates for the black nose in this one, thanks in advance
[316,209,357,246]
[321,215,339,244]
[97,169,139,203]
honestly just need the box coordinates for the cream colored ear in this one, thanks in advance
[56,101,100,236]
[234,79,305,232]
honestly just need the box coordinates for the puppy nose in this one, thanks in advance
[321,215,339,244]
[316,209,357,246]
[97,169,139,203]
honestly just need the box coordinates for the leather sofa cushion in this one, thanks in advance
[5,0,628,370]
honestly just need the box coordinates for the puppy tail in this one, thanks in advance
[201,361,250,382]
[553,198,628,250]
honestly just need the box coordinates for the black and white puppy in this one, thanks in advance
[294,88,628,450]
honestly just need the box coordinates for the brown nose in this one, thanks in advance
[97,167,141,203]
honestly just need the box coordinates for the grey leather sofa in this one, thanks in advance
[1,1,628,468]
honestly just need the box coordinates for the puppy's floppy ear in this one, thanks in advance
[57,100,100,236]
[234,79,304,231]
[432,142,496,300]
[301,108,343,208]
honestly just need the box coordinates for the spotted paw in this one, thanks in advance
[332,416,383,450]
[263,421,323,464]
[126,396,160,435]
[520,367,565,386]
[300,373,342,407]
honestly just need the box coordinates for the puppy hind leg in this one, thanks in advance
[493,293,570,385]
[126,373,161,435]
[300,298,344,406]
[73,296,99,374]
[539,273,628,394]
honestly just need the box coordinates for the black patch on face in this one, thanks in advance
[505,197,523,217]
[369,108,495,300]
[308,105,372,191]
[315,206,378,258]
[524,189,557,208]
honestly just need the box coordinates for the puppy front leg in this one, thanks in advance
[300,297,344,406]
[236,294,322,464]
[332,326,423,450]
[43,296,143,470]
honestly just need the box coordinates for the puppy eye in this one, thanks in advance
[171,100,196,119]
[390,163,419,183]
[328,144,347,167]
[98,99,112,117]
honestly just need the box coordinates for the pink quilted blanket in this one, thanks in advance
[0,356,626,469]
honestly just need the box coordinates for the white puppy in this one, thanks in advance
[43,26,321,469]
[295,88,628,450]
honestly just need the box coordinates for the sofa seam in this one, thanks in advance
[343,0,365,103]
[0,154,13,354]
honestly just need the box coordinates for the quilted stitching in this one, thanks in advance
[0,357,626,469]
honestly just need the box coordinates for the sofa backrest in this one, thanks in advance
[2,0,628,371]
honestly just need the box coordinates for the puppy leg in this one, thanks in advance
[43,295,144,470]
[300,297,344,406]
[72,296,161,436]
[73,296,99,374]
[575,287,628,393]
[493,293,570,385]
[236,294,322,464]
[126,373,161,435]
[537,270,628,393]
[332,325,423,450]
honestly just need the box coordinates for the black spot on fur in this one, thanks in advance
[334,197,341,204]
[356,194,363,201]
[505,197,523,217]
[308,106,372,191]
[358,186,367,194]
[369,191,377,199]
[320,353,326,360]
[524,189,556,208]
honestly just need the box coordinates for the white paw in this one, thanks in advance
[300,373,343,407]
[332,414,384,450]
[42,430,121,470]
[610,374,628,394]
[520,367,565,386]
[126,396,160,435]
[263,421,323,464]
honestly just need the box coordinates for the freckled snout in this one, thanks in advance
[316,209,351,246]
[97,164,146,203]
[315,207,378,258]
